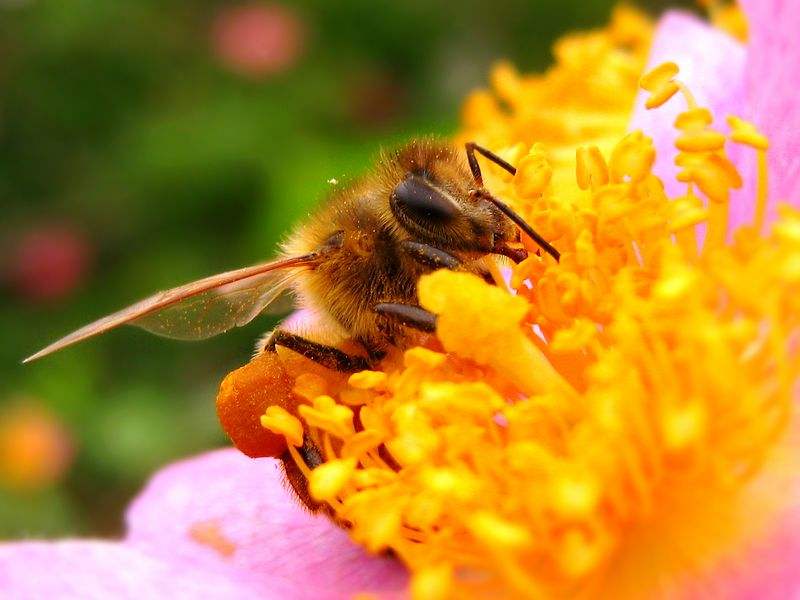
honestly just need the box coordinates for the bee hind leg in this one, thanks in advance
[280,435,332,514]
[265,329,370,372]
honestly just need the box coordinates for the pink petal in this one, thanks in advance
[679,506,800,599]
[741,0,800,209]
[631,7,800,229]
[629,12,749,219]
[126,448,407,598]
[0,540,269,598]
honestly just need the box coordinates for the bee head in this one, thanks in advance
[389,170,527,263]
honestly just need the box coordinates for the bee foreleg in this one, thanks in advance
[399,240,461,270]
[373,303,436,333]
[265,329,370,372]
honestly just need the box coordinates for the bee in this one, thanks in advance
[24,139,559,506]
[24,139,558,369]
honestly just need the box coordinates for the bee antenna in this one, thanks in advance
[477,190,560,262]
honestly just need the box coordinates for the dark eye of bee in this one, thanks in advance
[390,174,460,225]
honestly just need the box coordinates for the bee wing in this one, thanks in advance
[23,254,317,363]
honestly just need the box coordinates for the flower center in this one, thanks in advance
[252,15,800,600]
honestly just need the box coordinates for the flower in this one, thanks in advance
[0,399,74,491]
[459,6,654,193]
[6,4,800,599]
[630,1,800,228]
[251,5,799,598]
[6,224,91,303]
[0,449,407,599]
[211,3,306,78]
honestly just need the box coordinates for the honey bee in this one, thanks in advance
[25,139,560,508]
[24,139,558,370]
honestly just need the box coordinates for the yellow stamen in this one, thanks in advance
[348,370,388,391]
[468,512,533,551]
[297,395,354,439]
[221,21,800,600]
[292,372,329,402]
[728,116,770,230]
[340,429,384,460]
[576,146,609,191]
[260,406,303,447]
[513,144,553,198]
[410,564,453,600]
[727,116,769,150]
[403,347,447,370]
[700,0,749,41]
[675,107,713,130]
[609,131,655,183]
[639,61,680,109]
[308,457,357,502]
[675,130,726,152]
[676,82,699,110]
[418,270,579,401]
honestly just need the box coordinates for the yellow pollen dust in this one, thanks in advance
[256,14,799,600]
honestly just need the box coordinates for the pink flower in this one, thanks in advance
[625,4,800,597]
[6,225,91,303]
[0,449,407,599]
[630,0,800,228]
[211,3,306,78]
[4,4,799,598]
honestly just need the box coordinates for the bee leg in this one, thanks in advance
[399,239,502,285]
[373,303,437,333]
[280,435,326,512]
[265,329,370,372]
[464,141,517,188]
[399,240,461,270]
[355,340,387,365]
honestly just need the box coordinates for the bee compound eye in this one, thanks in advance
[390,174,461,225]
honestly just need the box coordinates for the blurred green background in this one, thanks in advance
[1,0,690,538]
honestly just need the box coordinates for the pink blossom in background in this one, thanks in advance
[0,449,406,599]
[629,0,800,228]
[212,3,306,78]
[6,225,91,303]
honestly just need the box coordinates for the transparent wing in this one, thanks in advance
[257,286,298,317]
[23,254,317,363]
[131,269,299,339]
